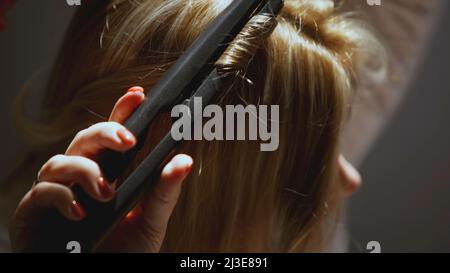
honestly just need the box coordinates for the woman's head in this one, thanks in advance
[14,0,381,252]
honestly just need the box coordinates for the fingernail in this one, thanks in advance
[168,155,193,178]
[183,159,194,174]
[117,129,136,144]
[126,206,143,222]
[98,177,115,199]
[175,155,194,171]
[186,161,194,172]
[127,86,144,93]
[71,200,86,219]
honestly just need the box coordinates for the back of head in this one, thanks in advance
[14,0,381,252]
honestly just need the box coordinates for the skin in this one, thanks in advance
[9,87,194,252]
[9,86,361,252]
[2,0,365,253]
[338,154,362,198]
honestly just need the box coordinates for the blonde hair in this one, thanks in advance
[9,0,382,252]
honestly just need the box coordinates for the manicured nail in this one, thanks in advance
[172,155,194,175]
[126,206,143,222]
[117,129,136,144]
[127,86,144,93]
[71,200,86,219]
[98,177,115,199]
[184,160,194,174]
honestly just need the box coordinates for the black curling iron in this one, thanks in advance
[29,0,284,252]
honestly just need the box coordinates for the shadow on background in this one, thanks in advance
[349,3,450,252]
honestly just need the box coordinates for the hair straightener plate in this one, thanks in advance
[29,0,284,252]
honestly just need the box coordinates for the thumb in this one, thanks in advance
[140,154,193,246]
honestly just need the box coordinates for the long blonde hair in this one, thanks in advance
[8,0,382,252]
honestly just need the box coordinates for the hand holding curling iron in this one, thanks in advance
[9,87,194,252]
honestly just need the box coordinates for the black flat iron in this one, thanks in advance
[29,0,284,252]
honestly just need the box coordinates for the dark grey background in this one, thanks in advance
[0,1,449,252]
[348,6,450,252]
[0,1,75,174]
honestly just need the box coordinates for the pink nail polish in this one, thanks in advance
[71,200,86,219]
[98,177,115,199]
[127,86,144,93]
[117,129,136,144]
[182,159,194,174]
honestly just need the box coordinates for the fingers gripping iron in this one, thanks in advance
[29,0,284,252]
